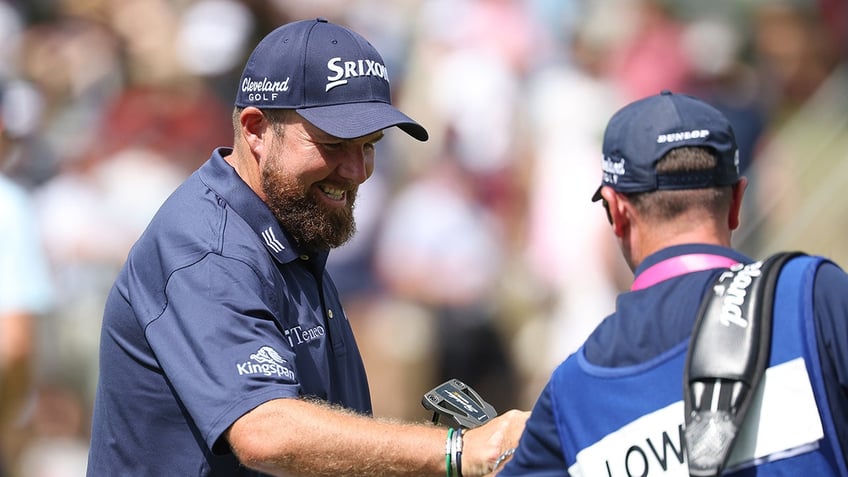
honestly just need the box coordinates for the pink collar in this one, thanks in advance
[631,253,739,291]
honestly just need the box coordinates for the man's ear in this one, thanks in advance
[239,107,268,156]
[600,187,629,237]
[728,177,747,230]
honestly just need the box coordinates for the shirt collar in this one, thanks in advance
[199,147,329,267]
[634,243,751,280]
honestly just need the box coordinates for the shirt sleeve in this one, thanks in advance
[815,262,848,388]
[498,380,569,476]
[813,261,848,455]
[145,253,299,452]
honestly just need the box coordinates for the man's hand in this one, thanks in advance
[460,409,529,476]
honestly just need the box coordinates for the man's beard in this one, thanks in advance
[260,163,357,251]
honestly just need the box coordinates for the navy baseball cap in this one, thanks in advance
[591,90,739,202]
[234,18,428,141]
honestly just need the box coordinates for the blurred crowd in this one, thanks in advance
[0,0,845,475]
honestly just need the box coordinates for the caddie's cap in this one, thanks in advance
[234,18,428,141]
[591,90,739,202]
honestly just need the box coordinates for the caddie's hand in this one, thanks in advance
[460,409,529,476]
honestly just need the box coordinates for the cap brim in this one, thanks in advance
[297,102,428,141]
[591,185,603,202]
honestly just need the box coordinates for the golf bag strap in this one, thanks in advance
[683,251,804,477]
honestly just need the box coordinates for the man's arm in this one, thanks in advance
[226,397,528,477]
[0,311,35,430]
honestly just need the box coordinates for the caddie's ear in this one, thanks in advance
[729,177,747,230]
[600,186,629,237]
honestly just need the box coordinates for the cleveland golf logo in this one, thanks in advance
[237,346,295,380]
[240,76,290,102]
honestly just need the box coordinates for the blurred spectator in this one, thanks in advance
[751,1,841,117]
[734,0,848,264]
[816,0,847,60]
[519,12,628,400]
[0,81,53,477]
[373,148,520,414]
[602,0,694,101]
[14,384,89,477]
[682,15,767,175]
[16,13,123,184]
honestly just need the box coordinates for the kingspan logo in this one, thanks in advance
[236,346,295,380]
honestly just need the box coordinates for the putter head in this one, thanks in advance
[421,379,498,429]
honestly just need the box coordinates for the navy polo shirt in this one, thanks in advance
[87,148,371,476]
[500,243,848,475]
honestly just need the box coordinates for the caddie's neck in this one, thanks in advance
[608,179,747,272]
[626,215,733,270]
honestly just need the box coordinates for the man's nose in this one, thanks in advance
[337,150,370,184]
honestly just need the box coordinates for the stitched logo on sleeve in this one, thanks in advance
[236,346,295,380]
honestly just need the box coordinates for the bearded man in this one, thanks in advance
[86,18,527,477]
